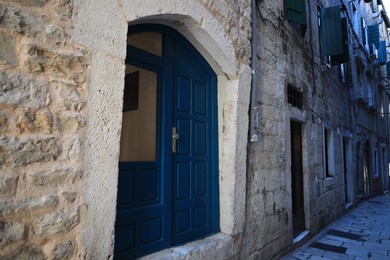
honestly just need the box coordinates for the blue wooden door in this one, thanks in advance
[114,25,218,259]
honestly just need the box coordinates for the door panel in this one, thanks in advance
[115,62,169,259]
[172,39,212,245]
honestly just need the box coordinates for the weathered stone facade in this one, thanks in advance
[0,0,88,258]
[243,0,390,259]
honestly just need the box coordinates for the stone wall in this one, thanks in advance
[0,0,89,258]
[243,0,353,258]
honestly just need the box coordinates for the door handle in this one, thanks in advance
[172,127,180,153]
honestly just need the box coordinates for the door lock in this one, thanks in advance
[172,127,180,153]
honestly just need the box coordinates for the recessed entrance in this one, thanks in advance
[114,24,219,259]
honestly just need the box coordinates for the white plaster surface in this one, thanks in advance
[72,0,127,58]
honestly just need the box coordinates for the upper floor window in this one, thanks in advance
[340,62,352,86]
[287,84,304,110]
[284,0,307,36]
[324,127,335,178]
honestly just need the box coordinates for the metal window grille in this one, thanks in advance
[288,85,303,109]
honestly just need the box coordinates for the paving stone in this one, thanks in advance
[317,237,343,247]
[302,247,325,257]
[323,251,354,259]
[326,235,364,246]
[345,247,370,257]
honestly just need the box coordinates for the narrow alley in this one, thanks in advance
[282,193,390,259]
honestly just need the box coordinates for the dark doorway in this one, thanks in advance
[357,142,364,197]
[363,141,371,197]
[343,138,348,202]
[290,121,305,237]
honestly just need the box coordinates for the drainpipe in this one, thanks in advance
[249,0,260,142]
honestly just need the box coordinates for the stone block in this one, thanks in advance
[0,195,58,216]
[0,175,18,197]
[62,191,77,203]
[0,72,49,109]
[54,0,73,18]
[56,112,85,133]
[0,221,24,246]
[28,167,82,187]
[16,111,36,133]
[0,112,7,131]
[25,45,86,84]
[62,89,86,112]
[0,31,17,66]
[0,136,59,168]
[5,244,46,260]
[34,109,54,133]
[64,138,81,161]
[32,207,79,236]
[53,240,75,260]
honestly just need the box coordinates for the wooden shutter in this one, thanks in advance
[367,24,380,49]
[332,18,349,64]
[378,41,387,65]
[321,6,343,57]
[285,0,307,25]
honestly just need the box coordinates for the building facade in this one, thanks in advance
[0,0,389,259]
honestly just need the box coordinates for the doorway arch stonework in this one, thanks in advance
[71,0,252,258]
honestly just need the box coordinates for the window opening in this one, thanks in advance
[288,85,304,110]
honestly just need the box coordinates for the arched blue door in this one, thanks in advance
[114,25,219,259]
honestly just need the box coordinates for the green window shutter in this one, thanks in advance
[331,18,349,64]
[378,41,387,65]
[285,0,307,25]
[321,6,343,57]
[367,24,380,49]
[361,18,366,45]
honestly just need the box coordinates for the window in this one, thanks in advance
[378,41,387,65]
[287,84,304,109]
[340,62,353,86]
[375,150,379,177]
[372,0,378,13]
[324,128,335,178]
[368,83,373,107]
[379,91,384,117]
[285,0,307,36]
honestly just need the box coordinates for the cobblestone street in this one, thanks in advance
[282,193,390,259]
